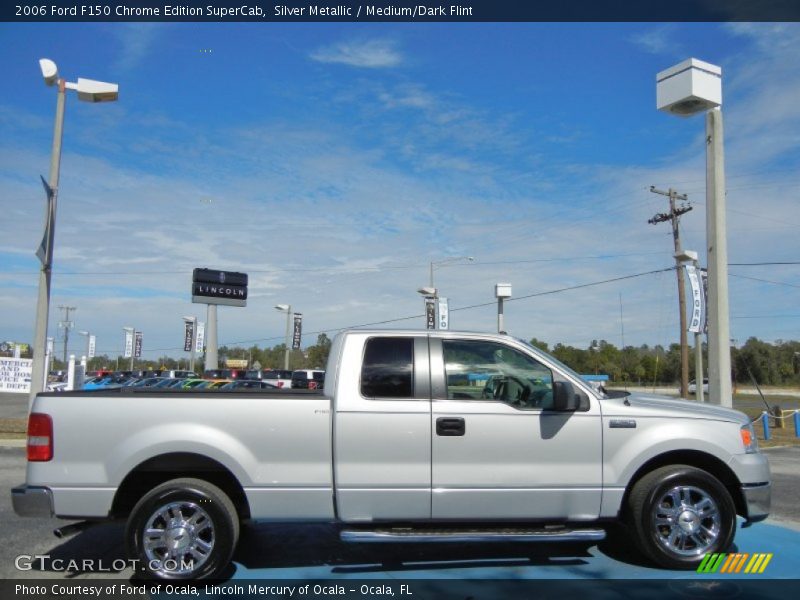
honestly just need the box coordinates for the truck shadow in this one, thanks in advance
[234,522,601,574]
[29,521,702,578]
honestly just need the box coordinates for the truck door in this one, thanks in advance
[430,336,602,520]
[333,334,432,521]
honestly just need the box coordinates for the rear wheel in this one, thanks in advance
[125,478,239,580]
[627,465,736,569]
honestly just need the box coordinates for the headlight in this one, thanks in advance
[740,423,759,453]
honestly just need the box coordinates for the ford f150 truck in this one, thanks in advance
[13,329,770,580]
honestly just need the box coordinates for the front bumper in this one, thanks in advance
[741,482,771,523]
[12,485,54,517]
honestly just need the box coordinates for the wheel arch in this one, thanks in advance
[110,452,250,520]
[620,449,746,519]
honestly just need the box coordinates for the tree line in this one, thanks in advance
[530,336,800,386]
[41,334,800,386]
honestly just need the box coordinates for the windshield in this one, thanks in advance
[516,338,606,398]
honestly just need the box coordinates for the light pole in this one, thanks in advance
[29,59,119,408]
[275,304,292,370]
[78,330,90,369]
[429,256,474,289]
[657,58,731,407]
[418,256,473,330]
[495,283,512,334]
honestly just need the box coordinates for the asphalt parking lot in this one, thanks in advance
[2,444,798,585]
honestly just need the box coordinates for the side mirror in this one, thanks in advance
[553,381,580,411]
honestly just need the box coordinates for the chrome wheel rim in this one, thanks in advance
[142,500,215,576]
[652,485,721,557]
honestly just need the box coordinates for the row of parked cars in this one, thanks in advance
[47,368,326,391]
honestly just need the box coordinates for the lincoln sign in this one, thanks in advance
[192,268,248,307]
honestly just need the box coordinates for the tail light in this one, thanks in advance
[277,381,284,388]
[309,381,318,390]
[27,413,53,462]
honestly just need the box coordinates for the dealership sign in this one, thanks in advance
[0,357,32,393]
[192,268,248,307]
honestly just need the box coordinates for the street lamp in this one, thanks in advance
[495,283,512,334]
[657,58,731,407]
[29,59,119,408]
[418,256,473,330]
[428,256,474,289]
[275,304,292,371]
[78,330,90,368]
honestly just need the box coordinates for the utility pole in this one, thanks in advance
[649,186,692,398]
[57,305,76,366]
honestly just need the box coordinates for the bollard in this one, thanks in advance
[795,411,800,439]
[761,412,771,441]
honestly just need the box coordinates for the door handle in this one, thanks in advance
[436,417,465,436]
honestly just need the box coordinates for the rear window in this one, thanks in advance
[360,337,414,399]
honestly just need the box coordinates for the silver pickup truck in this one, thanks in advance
[13,329,770,580]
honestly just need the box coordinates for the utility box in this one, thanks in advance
[656,58,721,117]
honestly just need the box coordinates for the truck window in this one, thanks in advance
[361,337,414,399]
[442,340,554,409]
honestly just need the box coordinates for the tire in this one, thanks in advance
[125,478,239,580]
[626,464,736,570]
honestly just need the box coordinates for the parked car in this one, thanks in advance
[219,380,278,390]
[291,369,325,390]
[14,329,770,580]
[688,378,710,395]
[246,369,293,388]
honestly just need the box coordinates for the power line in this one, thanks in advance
[730,274,800,289]
[94,266,676,354]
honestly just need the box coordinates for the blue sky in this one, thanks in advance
[1,22,799,360]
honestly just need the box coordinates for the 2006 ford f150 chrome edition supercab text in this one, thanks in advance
[13,330,770,579]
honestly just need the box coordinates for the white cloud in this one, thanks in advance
[309,38,403,68]
[630,25,682,56]
[113,24,165,71]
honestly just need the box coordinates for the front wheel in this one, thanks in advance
[125,478,239,580]
[627,465,736,569]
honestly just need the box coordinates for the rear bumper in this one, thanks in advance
[12,485,54,518]
[741,482,771,523]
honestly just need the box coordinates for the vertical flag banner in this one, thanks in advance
[184,322,194,352]
[685,265,706,334]
[88,335,96,358]
[292,315,303,350]
[700,268,709,333]
[134,332,143,358]
[438,297,450,331]
[425,298,436,330]
[124,330,133,358]
[195,322,205,354]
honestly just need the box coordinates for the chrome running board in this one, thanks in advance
[340,527,606,543]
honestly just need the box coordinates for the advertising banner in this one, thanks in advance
[195,322,205,354]
[134,331,143,358]
[0,357,33,393]
[425,298,436,330]
[184,321,194,352]
[88,335,96,358]
[124,330,133,358]
[292,315,303,350]
[685,265,706,334]
[191,268,248,307]
[437,297,449,330]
